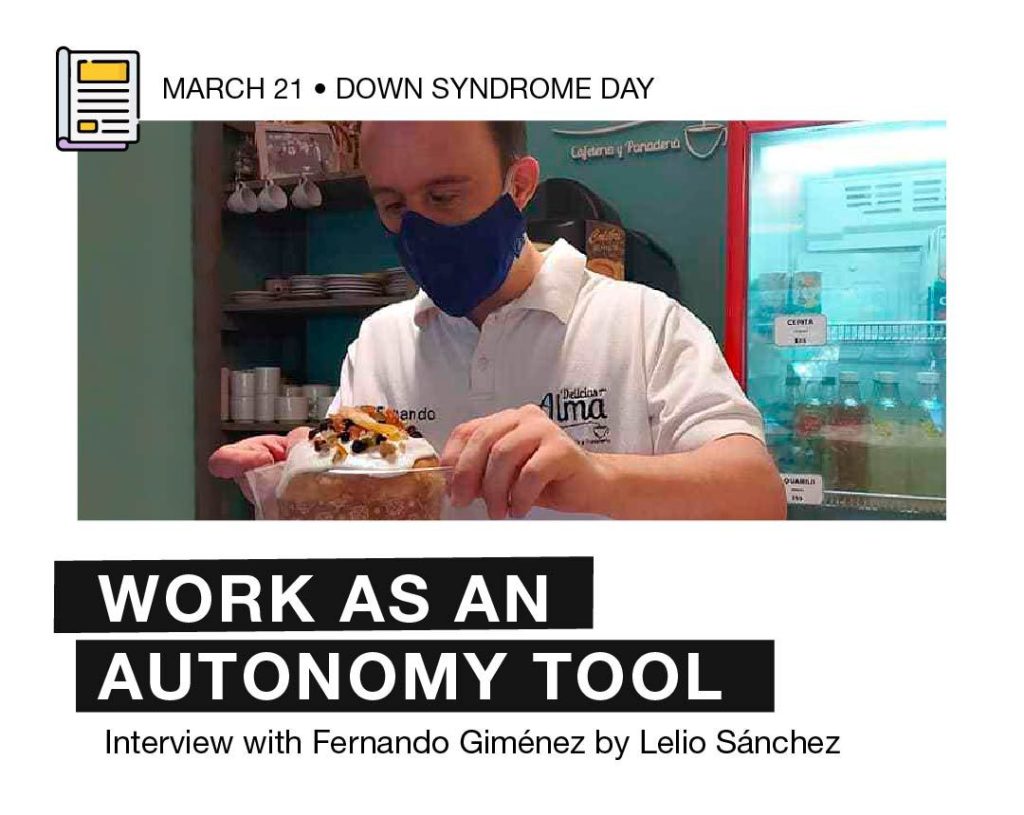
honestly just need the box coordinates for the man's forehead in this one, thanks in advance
[361,121,499,191]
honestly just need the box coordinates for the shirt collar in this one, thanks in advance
[412,239,586,327]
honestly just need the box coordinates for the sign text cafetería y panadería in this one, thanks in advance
[552,122,683,163]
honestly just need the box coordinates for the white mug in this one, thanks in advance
[290,176,323,209]
[264,277,288,296]
[230,369,256,397]
[254,366,281,395]
[303,385,335,419]
[220,367,230,421]
[230,396,256,423]
[255,393,276,423]
[315,394,335,419]
[257,179,288,212]
[276,395,309,422]
[226,181,258,214]
[302,383,334,401]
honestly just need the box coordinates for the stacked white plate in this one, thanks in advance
[384,266,418,297]
[323,274,384,299]
[287,275,325,299]
[231,290,276,304]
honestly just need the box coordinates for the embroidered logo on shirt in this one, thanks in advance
[539,386,610,447]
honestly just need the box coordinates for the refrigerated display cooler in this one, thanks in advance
[724,121,946,518]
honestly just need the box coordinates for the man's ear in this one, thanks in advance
[508,156,540,209]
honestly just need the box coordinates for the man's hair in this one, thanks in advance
[487,121,528,175]
[355,121,526,176]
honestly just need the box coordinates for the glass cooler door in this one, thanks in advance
[742,121,946,517]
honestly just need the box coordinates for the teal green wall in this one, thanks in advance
[305,209,400,385]
[78,123,195,519]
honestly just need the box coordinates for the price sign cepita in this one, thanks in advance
[774,315,827,347]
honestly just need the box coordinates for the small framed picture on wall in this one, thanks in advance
[254,121,351,179]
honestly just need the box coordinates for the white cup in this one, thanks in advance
[315,394,335,419]
[290,176,323,209]
[226,181,258,214]
[255,393,276,423]
[230,369,256,397]
[282,384,305,397]
[302,384,334,417]
[264,277,288,296]
[254,366,281,395]
[220,367,230,421]
[230,396,256,423]
[303,384,334,399]
[276,395,309,422]
[257,179,288,212]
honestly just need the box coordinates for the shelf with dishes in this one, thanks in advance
[223,269,417,322]
[224,374,335,430]
[223,295,411,317]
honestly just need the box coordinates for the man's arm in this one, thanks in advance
[587,435,786,520]
[442,405,786,520]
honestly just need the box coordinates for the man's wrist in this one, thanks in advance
[583,452,622,518]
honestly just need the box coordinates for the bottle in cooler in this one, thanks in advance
[906,371,946,497]
[825,371,868,491]
[929,278,947,321]
[867,371,908,495]
[821,375,837,411]
[755,272,790,340]
[794,376,834,473]
[770,374,803,470]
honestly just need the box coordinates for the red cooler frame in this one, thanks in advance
[724,121,842,389]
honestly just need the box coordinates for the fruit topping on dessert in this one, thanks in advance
[307,405,425,465]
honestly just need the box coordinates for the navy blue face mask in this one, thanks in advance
[391,192,526,318]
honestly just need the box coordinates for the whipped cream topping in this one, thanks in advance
[274,405,441,498]
[276,435,439,497]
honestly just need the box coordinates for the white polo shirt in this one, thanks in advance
[328,238,764,519]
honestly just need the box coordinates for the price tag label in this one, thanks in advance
[774,314,827,347]
[782,473,823,505]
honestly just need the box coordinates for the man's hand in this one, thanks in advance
[207,428,309,479]
[441,407,786,520]
[441,405,604,519]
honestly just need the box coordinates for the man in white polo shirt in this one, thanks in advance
[210,121,785,520]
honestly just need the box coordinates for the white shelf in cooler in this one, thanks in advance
[752,319,946,346]
[827,320,946,345]
[822,490,945,516]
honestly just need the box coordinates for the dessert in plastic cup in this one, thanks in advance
[276,405,448,520]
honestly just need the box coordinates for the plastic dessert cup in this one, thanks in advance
[276,464,450,520]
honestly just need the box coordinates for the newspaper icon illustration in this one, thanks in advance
[56,47,140,151]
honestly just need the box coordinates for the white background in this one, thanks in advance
[1,1,1021,812]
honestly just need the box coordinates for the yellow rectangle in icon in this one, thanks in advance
[77,120,98,133]
[78,60,129,83]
